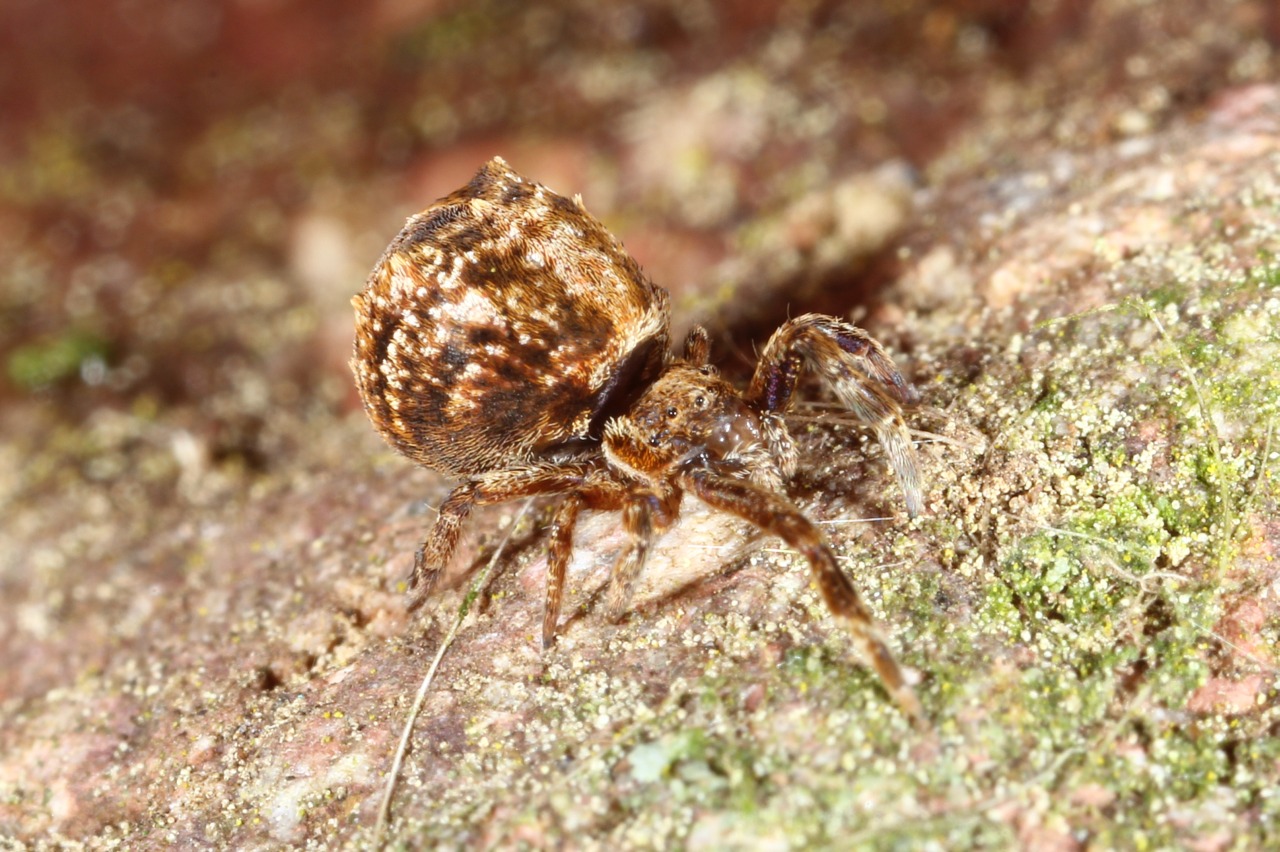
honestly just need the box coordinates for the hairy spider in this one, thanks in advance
[351,158,926,722]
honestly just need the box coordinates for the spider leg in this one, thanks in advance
[744,313,924,517]
[543,493,584,648]
[539,474,636,644]
[604,487,684,621]
[408,461,596,611]
[604,498,655,620]
[410,481,475,609]
[679,467,925,726]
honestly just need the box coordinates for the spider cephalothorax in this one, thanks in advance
[352,157,926,723]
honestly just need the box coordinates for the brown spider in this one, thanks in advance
[351,158,926,723]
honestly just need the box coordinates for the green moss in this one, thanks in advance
[6,329,108,390]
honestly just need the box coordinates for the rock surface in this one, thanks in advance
[1,2,1277,848]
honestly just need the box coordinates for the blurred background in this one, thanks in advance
[3,0,1274,487]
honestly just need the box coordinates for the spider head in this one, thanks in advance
[603,364,770,483]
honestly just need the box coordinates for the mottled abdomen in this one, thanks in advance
[351,158,670,477]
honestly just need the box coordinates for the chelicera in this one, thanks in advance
[351,157,926,723]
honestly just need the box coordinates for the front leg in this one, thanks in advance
[602,489,680,620]
[541,471,635,644]
[407,461,597,611]
[745,313,923,517]
[679,467,925,727]
[604,498,654,620]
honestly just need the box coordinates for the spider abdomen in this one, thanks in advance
[351,157,670,477]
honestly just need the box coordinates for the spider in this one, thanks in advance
[351,158,926,723]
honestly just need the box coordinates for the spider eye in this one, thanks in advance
[694,395,706,408]
[648,433,661,447]
[665,406,678,418]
